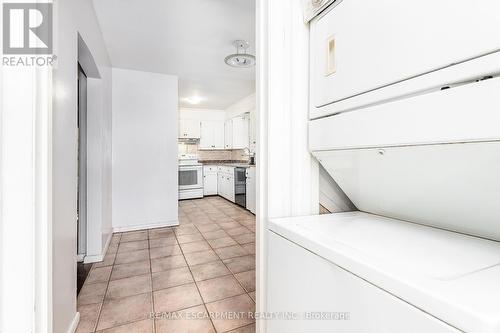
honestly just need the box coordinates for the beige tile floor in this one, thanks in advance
[77,197,256,333]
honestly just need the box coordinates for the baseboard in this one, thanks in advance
[67,311,80,333]
[101,230,113,257]
[83,230,112,264]
[83,253,104,264]
[113,219,179,233]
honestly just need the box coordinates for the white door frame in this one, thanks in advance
[0,54,53,333]
[256,0,318,332]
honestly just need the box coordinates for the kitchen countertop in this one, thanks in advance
[200,160,255,168]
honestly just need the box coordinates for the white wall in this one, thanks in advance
[225,93,255,119]
[179,107,226,121]
[52,0,113,332]
[112,68,179,232]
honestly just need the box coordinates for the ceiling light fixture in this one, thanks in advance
[224,40,256,68]
[182,96,204,105]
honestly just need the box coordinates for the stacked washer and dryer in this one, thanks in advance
[267,0,500,332]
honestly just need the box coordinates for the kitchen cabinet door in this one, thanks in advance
[227,175,235,202]
[231,116,249,149]
[224,119,233,149]
[213,121,225,149]
[203,172,217,196]
[200,121,224,149]
[179,119,200,139]
[218,173,225,198]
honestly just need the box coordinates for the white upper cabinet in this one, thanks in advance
[200,121,224,149]
[224,119,233,149]
[231,115,249,149]
[178,119,200,139]
[310,0,500,116]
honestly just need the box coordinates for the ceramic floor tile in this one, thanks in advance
[218,222,242,230]
[234,270,255,293]
[177,233,205,244]
[242,243,255,255]
[78,282,107,306]
[85,266,112,284]
[148,228,175,240]
[180,241,212,254]
[174,225,199,236]
[97,293,152,331]
[111,260,150,281]
[106,244,118,255]
[184,250,220,266]
[226,227,252,237]
[207,237,238,249]
[214,245,247,260]
[153,283,202,313]
[223,256,255,274]
[115,249,149,265]
[152,267,193,291]
[227,324,255,333]
[190,260,231,282]
[232,234,254,245]
[117,240,149,253]
[201,229,228,240]
[120,231,148,243]
[155,305,215,333]
[248,292,256,302]
[76,303,101,333]
[148,236,177,248]
[205,294,255,333]
[93,253,116,268]
[96,319,153,333]
[196,275,246,303]
[149,245,182,259]
[151,255,187,273]
[196,224,222,233]
[106,274,152,300]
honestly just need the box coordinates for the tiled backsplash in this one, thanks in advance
[178,142,249,162]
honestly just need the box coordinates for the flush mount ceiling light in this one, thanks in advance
[182,96,204,105]
[224,40,256,68]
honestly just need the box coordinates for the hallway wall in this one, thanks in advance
[52,0,113,332]
[112,68,179,232]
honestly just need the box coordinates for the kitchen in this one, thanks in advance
[178,94,256,215]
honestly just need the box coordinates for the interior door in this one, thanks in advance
[77,64,87,257]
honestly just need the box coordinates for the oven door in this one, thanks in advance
[179,166,203,190]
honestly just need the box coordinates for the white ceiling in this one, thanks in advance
[92,0,255,109]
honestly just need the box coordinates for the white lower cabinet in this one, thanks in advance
[217,166,235,202]
[246,167,255,214]
[203,165,218,196]
[267,231,459,333]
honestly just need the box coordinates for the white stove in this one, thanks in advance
[178,154,203,200]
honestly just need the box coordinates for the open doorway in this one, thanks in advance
[77,63,91,293]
